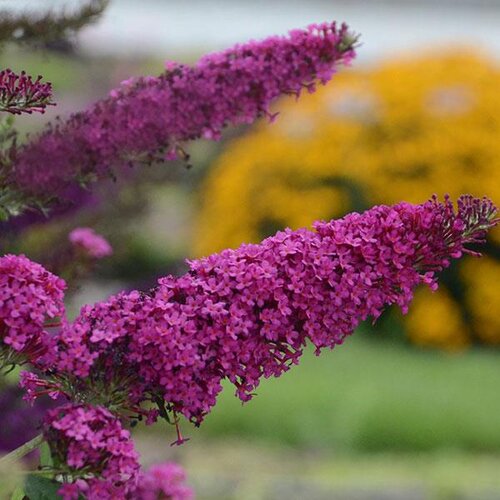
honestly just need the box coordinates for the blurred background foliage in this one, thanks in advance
[1,2,500,499]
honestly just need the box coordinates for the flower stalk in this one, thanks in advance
[0,433,44,465]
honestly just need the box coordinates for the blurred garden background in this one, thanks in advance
[1,0,500,498]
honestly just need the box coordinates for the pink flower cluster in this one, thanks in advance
[0,69,54,114]
[5,195,496,493]
[51,196,497,424]
[45,404,192,500]
[12,22,356,199]
[0,254,65,363]
[44,403,140,500]
[69,227,113,259]
[135,462,193,500]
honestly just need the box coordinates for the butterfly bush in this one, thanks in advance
[29,195,495,428]
[44,403,140,499]
[0,254,65,368]
[2,16,499,499]
[134,462,193,500]
[69,227,113,259]
[11,22,356,200]
[0,69,54,115]
[43,403,192,500]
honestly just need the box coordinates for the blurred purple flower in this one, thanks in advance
[0,384,58,456]
[134,462,193,500]
[69,227,112,259]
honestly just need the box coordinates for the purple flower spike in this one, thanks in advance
[0,69,54,115]
[48,196,496,425]
[12,21,356,199]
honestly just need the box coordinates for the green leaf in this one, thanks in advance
[39,443,53,468]
[24,475,61,500]
[10,486,25,500]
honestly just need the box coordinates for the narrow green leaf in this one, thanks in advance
[24,475,61,500]
[10,486,25,500]
[39,443,53,468]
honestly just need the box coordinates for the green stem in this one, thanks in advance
[0,434,44,466]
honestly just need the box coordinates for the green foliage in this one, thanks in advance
[24,476,61,500]
[102,236,185,282]
[171,441,500,500]
[0,185,50,222]
[10,486,25,500]
[0,116,52,221]
[197,334,500,452]
[39,443,53,469]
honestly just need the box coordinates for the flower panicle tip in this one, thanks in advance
[0,69,54,115]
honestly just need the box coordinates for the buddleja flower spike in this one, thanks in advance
[0,69,54,115]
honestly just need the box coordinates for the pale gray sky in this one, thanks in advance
[3,0,500,60]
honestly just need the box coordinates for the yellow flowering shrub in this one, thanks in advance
[405,287,469,350]
[194,50,500,348]
[461,257,500,345]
